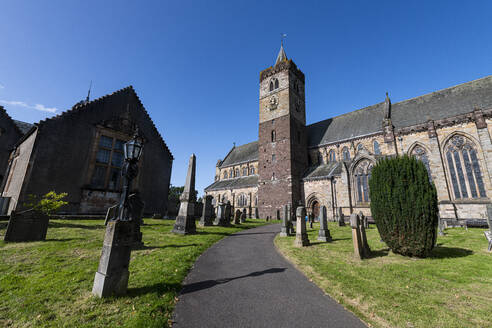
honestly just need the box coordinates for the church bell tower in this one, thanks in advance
[257,44,308,219]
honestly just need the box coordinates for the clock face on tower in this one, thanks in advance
[268,96,278,111]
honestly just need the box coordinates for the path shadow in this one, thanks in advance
[49,222,104,230]
[428,246,473,259]
[366,248,391,259]
[127,282,182,297]
[180,268,287,295]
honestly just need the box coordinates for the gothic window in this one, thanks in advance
[223,171,228,179]
[318,152,324,165]
[235,168,239,177]
[373,140,381,155]
[357,144,365,153]
[269,81,274,92]
[342,147,350,161]
[270,78,279,91]
[445,135,486,199]
[250,167,255,175]
[91,135,126,190]
[354,159,373,204]
[328,150,336,162]
[238,194,248,207]
[275,79,279,89]
[271,130,276,142]
[411,145,432,181]
[229,169,233,178]
[242,167,248,176]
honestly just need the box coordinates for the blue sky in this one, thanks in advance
[1,1,491,195]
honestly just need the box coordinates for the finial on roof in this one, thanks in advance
[275,35,288,65]
[384,92,391,120]
[86,80,92,103]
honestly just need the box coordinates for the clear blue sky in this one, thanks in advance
[1,1,491,195]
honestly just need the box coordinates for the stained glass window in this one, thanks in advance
[411,145,432,181]
[328,150,336,162]
[354,159,373,203]
[342,147,350,161]
[373,140,381,155]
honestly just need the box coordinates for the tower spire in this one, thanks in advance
[86,80,92,103]
[275,34,288,65]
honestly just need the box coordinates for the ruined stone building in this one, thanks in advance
[205,45,492,221]
[0,87,173,216]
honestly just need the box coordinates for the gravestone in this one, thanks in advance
[280,204,289,237]
[338,207,345,226]
[241,208,247,223]
[4,209,50,242]
[225,201,232,224]
[173,154,197,235]
[288,204,295,234]
[485,204,492,251]
[214,203,228,226]
[0,197,10,215]
[358,213,370,257]
[199,195,213,226]
[234,209,241,225]
[92,220,134,297]
[350,213,364,259]
[359,212,369,229]
[128,192,145,247]
[254,207,259,219]
[294,206,309,247]
[318,206,332,242]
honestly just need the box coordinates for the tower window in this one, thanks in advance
[271,130,276,142]
[275,79,279,89]
[269,81,274,91]
[272,154,276,162]
[270,78,279,91]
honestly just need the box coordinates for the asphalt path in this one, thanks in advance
[172,223,366,328]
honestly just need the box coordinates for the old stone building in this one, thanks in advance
[0,86,173,216]
[205,45,492,221]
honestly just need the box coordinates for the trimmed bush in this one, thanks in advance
[369,155,438,257]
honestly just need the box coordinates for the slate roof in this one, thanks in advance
[204,175,259,192]
[302,162,342,181]
[220,141,258,167]
[13,120,34,134]
[307,75,492,147]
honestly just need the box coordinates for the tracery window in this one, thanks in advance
[445,135,486,199]
[357,144,365,153]
[274,79,279,89]
[342,147,350,161]
[270,78,279,91]
[354,159,373,203]
[250,167,255,175]
[91,135,126,190]
[238,194,248,207]
[411,145,432,181]
[373,140,381,155]
[242,167,248,176]
[229,169,233,178]
[328,150,336,162]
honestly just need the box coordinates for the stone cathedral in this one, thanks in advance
[205,45,492,221]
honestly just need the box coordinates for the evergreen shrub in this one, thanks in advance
[369,155,438,257]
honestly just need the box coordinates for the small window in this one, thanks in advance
[357,144,365,152]
[269,81,274,91]
[250,167,255,175]
[275,79,279,89]
[242,167,248,176]
[271,130,276,142]
[235,168,239,177]
[328,150,336,162]
[223,171,228,179]
[342,147,350,161]
[373,140,381,155]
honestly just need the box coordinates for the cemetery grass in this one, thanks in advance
[275,223,492,328]
[0,218,273,328]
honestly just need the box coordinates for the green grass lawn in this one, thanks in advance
[275,222,492,328]
[0,218,270,328]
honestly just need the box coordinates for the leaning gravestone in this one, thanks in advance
[294,206,309,247]
[280,205,290,237]
[350,213,364,259]
[338,207,345,226]
[485,204,492,251]
[318,206,332,242]
[173,154,197,235]
[241,208,247,223]
[4,209,50,242]
[199,195,213,226]
[234,209,241,225]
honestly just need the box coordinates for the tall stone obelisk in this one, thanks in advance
[172,154,197,235]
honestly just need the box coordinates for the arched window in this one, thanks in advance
[411,145,432,181]
[269,81,274,91]
[238,194,248,207]
[342,147,350,161]
[357,144,365,152]
[250,167,255,175]
[354,159,373,203]
[328,150,336,162]
[229,169,233,178]
[445,135,486,199]
[235,168,239,177]
[242,167,248,176]
[373,140,381,155]
[318,152,324,165]
[223,171,228,179]
[274,79,279,89]
[271,130,276,142]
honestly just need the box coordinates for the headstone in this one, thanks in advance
[172,154,197,235]
[0,197,11,215]
[350,213,364,259]
[254,207,259,219]
[199,195,213,226]
[214,203,228,226]
[438,213,445,236]
[234,209,241,225]
[294,206,309,247]
[92,220,134,297]
[104,204,118,226]
[128,193,145,247]
[338,207,345,226]
[359,212,369,229]
[287,204,295,234]
[485,204,492,251]
[241,208,247,223]
[4,209,50,242]
[318,206,332,242]
[280,205,289,237]
[358,213,370,257]
[225,201,232,224]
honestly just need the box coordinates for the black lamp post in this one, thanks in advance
[115,131,144,222]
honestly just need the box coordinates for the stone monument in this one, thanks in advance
[485,204,492,251]
[241,208,247,223]
[199,195,214,226]
[280,204,290,237]
[214,203,228,226]
[338,207,345,226]
[4,209,50,242]
[225,201,232,224]
[254,207,259,219]
[294,206,309,247]
[350,213,364,259]
[172,154,197,235]
[318,206,332,242]
[288,204,294,234]
[234,209,241,225]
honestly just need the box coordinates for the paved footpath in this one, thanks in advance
[172,223,366,328]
